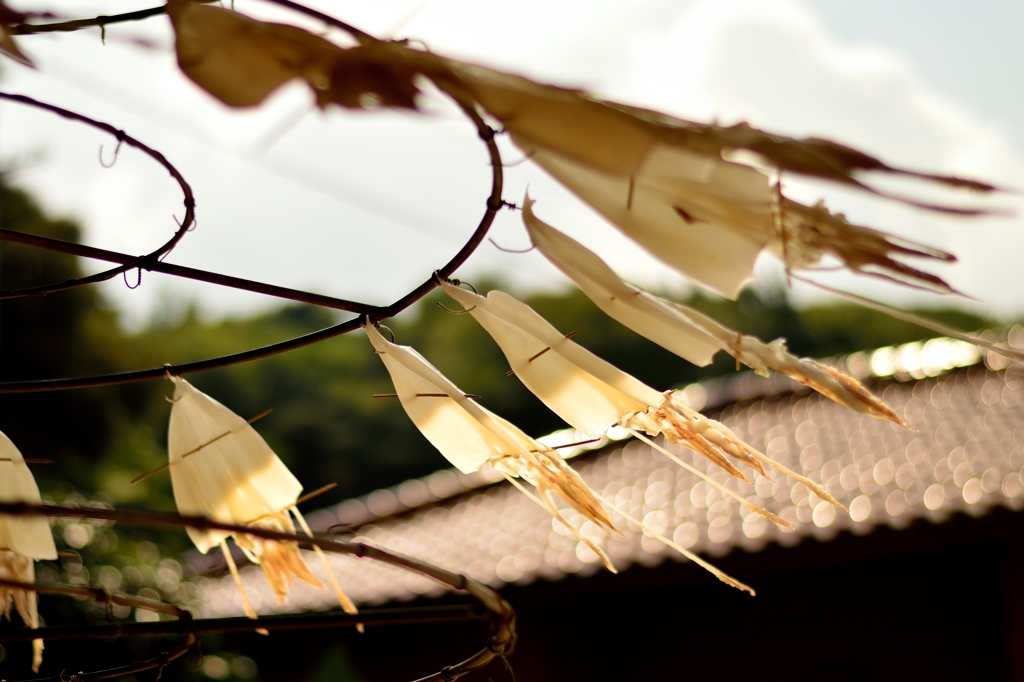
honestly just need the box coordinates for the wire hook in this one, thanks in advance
[326,523,353,537]
[363,316,396,342]
[433,271,479,294]
[449,278,478,294]
[173,212,197,232]
[435,273,478,313]
[98,131,125,168]
[488,237,534,254]
[436,301,476,315]
[123,267,142,290]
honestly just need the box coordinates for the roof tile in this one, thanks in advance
[193,343,1024,617]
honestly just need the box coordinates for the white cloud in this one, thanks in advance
[624,0,1024,315]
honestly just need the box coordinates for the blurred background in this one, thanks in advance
[0,0,1022,680]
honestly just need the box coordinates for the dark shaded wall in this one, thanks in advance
[14,508,1022,682]
[348,508,1021,682]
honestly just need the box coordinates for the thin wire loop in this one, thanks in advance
[122,267,142,290]
[436,301,475,315]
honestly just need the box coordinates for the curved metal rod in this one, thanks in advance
[0,502,517,682]
[0,265,144,300]
[0,92,196,299]
[0,605,488,642]
[11,5,178,35]
[0,226,376,311]
[10,0,373,43]
[0,577,197,682]
[0,97,503,393]
[0,577,191,621]
[260,0,375,43]
[17,642,196,682]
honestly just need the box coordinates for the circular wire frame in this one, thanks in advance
[0,92,196,301]
[0,69,504,393]
[0,16,513,673]
[0,576,197,682]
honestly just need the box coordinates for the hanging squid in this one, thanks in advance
[166,375,356,621]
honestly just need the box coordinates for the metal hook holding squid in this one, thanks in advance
[434,271,478,314]
[362,316,396,342]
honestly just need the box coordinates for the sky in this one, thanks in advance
[1,0,1022,328]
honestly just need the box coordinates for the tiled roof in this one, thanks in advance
[192,334,1024,617]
